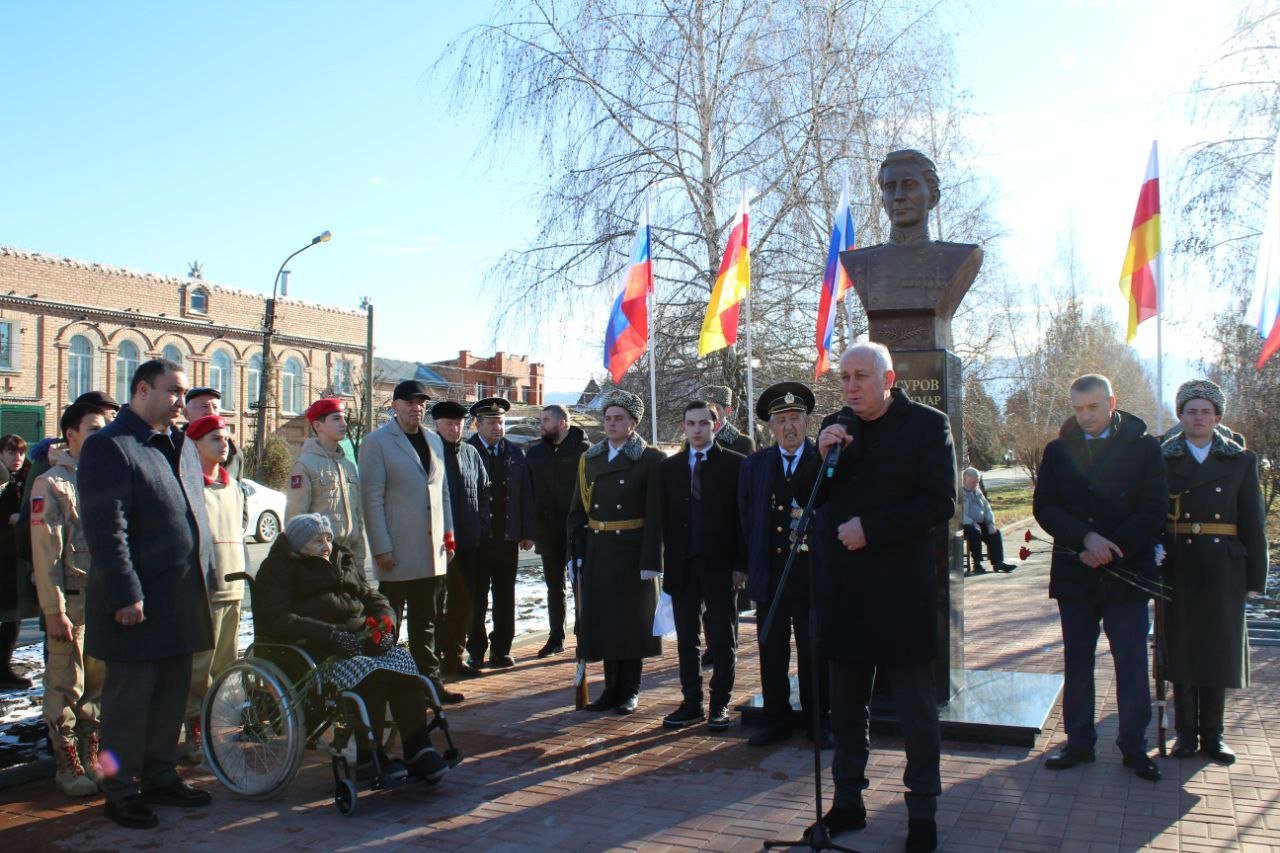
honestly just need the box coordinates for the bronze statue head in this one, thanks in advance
[877,149,940,231]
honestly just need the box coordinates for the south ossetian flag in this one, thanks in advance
[603,205,653,383]
[698,191,750,357]
[1119,142,1162,343]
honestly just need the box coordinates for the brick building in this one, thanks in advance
[0,246,368,447]
[427,349,544,405]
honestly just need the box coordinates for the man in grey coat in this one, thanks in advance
[359,380,459,702]
[79,359,214,829]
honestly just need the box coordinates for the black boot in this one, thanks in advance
[1198,687,1236,764]
[584,661,619,712]
[1171,683,1199,758]
[402,726,448,783]
[615,659,641,714]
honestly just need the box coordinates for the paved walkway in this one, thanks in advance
[2,521,1278,851]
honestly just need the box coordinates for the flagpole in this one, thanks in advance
[644,190,659,444]
[743,188,754,435]
[1155,312,1164,434]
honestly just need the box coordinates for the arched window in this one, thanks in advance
[115,340,140,404]
[210,350,235,410]
[282,357,304,415]
[67,335,95,401]
[162,343,184,368]
[333,358,354,395]
[189,287,208,314]
[247,354,263,409]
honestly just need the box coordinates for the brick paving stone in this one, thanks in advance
[2,520,1278,850]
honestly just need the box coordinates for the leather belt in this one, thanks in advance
[1167,522,1238,536]
[588,517,645,532]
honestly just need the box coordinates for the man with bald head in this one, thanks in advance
[811,342,955,852]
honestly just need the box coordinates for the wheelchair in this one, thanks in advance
[199,573,461,815]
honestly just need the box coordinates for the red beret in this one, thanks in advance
[305,398,344,423]
[187,414,227,441]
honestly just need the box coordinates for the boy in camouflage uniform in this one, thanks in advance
[286,398,365,573]
[31,402,108,796]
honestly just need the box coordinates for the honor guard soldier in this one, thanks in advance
[698,385,755,454]
[567,388,664,714]
[287,398,366,574]
[1161,379,1268,763]
[467,397,535,668]
[738,382,829,747]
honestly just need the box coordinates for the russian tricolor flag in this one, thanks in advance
[1248,132,1280,370]
[815,180,856,376]
[604,204,653,383]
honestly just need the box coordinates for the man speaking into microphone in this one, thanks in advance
[811,342,956,852]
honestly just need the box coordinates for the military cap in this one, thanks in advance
[304,398,344,423]
[185,386,220,404]
[186,414,227,441]
[74,390,121,411]
[755,382,816,421]
[470,396,511,418]
[393,379,432,401]
[600,388,643,422]
[1175,378,1226,416]
[696,385,733,408]
[431,400,469,420]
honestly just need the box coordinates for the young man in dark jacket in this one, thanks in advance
[1033,373,1167,782]
[431,400,491,678]
[524,404,589,657]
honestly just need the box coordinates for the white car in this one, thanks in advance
[242,478,286,543]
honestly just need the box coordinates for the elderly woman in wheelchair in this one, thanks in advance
[201,514,457,813]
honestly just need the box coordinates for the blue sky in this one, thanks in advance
[0,1,1236,401]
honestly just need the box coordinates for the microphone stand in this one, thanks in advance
[760,442,861,853]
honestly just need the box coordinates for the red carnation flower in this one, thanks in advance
[381,615,394,632]
[365,616,377,628]
[372,630,383,645]
[1019,546,1031,561]
[1024,530,1032,543]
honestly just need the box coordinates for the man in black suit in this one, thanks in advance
[79,359,215,829]
[659,401,745,731]
[738,382,830,748]
[813,342,956,851]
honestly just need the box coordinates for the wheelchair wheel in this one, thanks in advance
[334,778,358,815]
[202,658,306,800]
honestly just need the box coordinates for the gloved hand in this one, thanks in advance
[567,558,582,584]
[331,629,363,658]
[640,569,660,581]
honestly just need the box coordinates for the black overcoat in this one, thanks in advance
[1160,430,1268,687]
[815,389,956,666]
[467,434,535,543]
[79,405,214,662]
[566,433,663,661]
[1033,410,1167,604]
[738,439,822,604]
[526,425,590,550]
[658,444,745,596]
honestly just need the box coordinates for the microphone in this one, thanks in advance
[824,409,856,479]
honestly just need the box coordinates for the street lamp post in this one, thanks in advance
[254,229,331,473]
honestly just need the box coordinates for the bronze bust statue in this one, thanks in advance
[839,149,982,351]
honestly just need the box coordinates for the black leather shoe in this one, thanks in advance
[994,562,1017,572]
[1044,746,1095,769]
[356,752,409,784]
[104,795,159,828]
[0,669,33,690]
[453,661,484,679]
[1171,734,1198,758]
[487,654,516,668]
[803,805,866,841]
[1201,737,1236,765]
[537,639,565,658]
[1123,751,1162,781]
[584,688,618,712]
[747,725,792,747]
[971,566,987,574]
[141,779,212,807]
[707,705,731,732]
[615,693,639,715]
[404,745,449,784]
[662,701,705,728]
[906,818,938,852]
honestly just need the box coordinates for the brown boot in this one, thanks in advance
[177,716,204,766]
[53,738,98,797]
[77,728,103,786]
